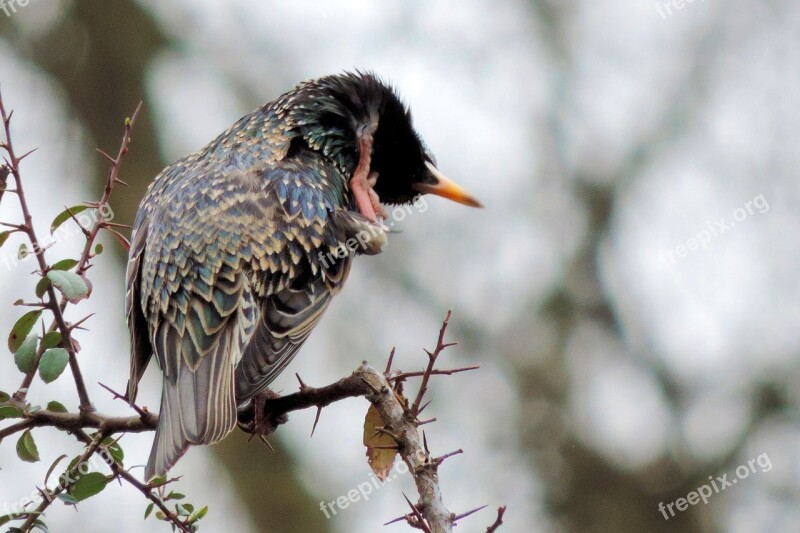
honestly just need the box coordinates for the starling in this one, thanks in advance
[126,71,482,481]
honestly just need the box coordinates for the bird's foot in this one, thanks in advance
[236,389,288,437]
[332,208,388,255]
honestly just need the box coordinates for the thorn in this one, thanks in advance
[422,431,429,455]
[104,227,131,251]
[418,417,437,426]
[452,504,487,522]
[434,449,463,466]
[129,101,143,128]
[17,147,38,161]
[64,205,91,237]
[295,373,308,391]
[35,241,55,255]
[383,514,407,526]
[98,382,149,418]
[384,347,396,374]
[114,177,131,188]
[102,221,131,229]
[416,399,432,416]
[96,148,116,164]
[98,382,125,401]
[69,313,95,331]
[310,406,323,437]
[258,435,275,452]
[401,493,431,533]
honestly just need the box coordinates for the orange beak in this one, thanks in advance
[413,162,484,208]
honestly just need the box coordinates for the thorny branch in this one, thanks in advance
[1,92,140,413]
[0,91,190,533]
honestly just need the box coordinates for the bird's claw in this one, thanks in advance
[237,389,288,437]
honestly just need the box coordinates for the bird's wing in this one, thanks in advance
[126,214,152,403]
[128,149,352,479]
[234,253,350,402]
[233,153,354,401]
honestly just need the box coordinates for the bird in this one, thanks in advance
[125,71,482,481]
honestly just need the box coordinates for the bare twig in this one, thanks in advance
[390,365,479,381]
[410,310,454,416]
[486,506,507,532]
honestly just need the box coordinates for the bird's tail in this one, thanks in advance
[145,331,239,481]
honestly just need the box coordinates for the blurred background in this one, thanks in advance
[1,1,798,532]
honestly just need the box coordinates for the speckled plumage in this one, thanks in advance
[126,72,481,481]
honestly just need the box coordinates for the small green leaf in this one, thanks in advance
[166,491,185,500]
[0,405,23,419]
[16,429,40,462]
[35,278,51,299]
[0,390,10,402]
[0,514,12,526]
[102,436,124,463]
[68,472,109,501]
[46,401,68,413]
[42,331,61,349]
[38,348,69,384]
[144,502,154,520]
[175,504,189,516]
[94,243,103,255]
[57,493,79,505]
[50,259,78,271]
[188,505,208,524]
[45,454,68,487]
[18,243,28,260]
[46,271,90,303]
[13,333,38,374]
[0,231,10,249]
[8,310,42,353]
[50,205,88,235]
[63,454,82,477]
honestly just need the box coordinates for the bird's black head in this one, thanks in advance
[282,71,482,213]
